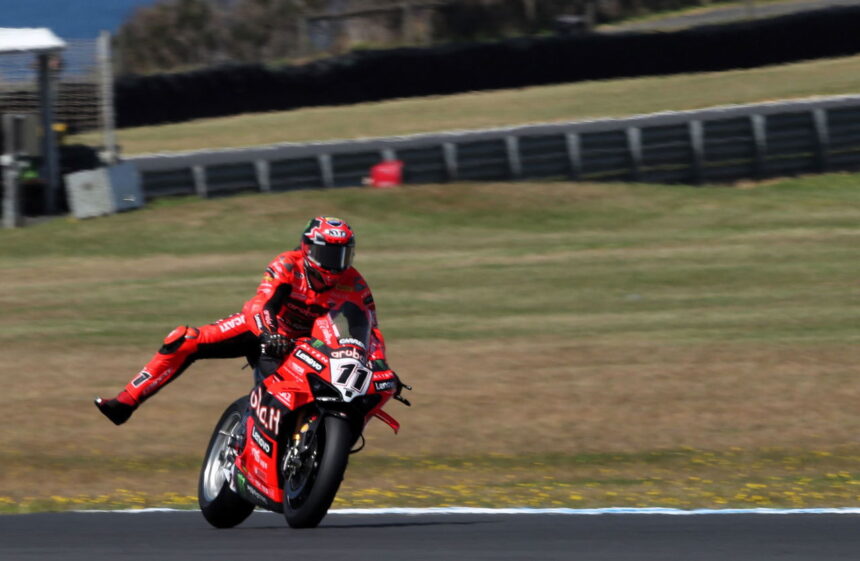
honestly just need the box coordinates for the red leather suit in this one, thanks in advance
[121,249,389,405]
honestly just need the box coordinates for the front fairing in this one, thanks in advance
[235,304,400,509]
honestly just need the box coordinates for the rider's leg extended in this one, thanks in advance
[96,313,258,425]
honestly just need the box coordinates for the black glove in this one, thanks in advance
[260,332,290,357]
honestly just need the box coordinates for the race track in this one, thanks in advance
[1,510,859,560]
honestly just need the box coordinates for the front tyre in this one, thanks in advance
[283,415,352,529]
[198,397,255,528]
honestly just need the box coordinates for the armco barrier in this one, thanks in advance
[126,95,860,199]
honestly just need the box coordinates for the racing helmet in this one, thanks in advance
[301,216,355,291]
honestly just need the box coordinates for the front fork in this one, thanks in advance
[281,408,363,480]
[282,408,322,479]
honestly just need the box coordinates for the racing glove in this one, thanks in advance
[259,332,291,357]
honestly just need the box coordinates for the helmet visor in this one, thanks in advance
[307,243,354,272]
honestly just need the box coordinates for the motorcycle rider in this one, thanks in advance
[95,216,397,425]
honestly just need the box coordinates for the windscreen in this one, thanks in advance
[329,301,372,350]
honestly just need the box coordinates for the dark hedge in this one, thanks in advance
[114,6,860,128]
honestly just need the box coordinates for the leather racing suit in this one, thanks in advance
[118,249,391,408]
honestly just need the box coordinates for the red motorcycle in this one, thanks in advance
[198,302,409,529]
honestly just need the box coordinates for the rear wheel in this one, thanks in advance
[283,415,352,528]
[198,397,255,528]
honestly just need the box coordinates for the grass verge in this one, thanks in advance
[3,448,860,513]
[1,176,858,512]
[70,54,860,154]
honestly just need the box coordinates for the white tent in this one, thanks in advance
[1,28,66,225]
[0,27,65,54]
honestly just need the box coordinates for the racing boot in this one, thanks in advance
[94,325,198,426]
[94,390,138,426]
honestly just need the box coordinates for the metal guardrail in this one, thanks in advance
[127,95,860,199]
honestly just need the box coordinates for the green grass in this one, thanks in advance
[4,448,860,513]
[70,54,860,154]
[3,176,857,345]
[1,176,858,511]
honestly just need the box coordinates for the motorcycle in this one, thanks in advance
[197,301,410,529]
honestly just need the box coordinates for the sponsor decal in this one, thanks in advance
[250,447,270,471]
[245,480,269,504]
[312,340,324,349]
[262,309,274,329]
[274,391,294,409]
[374,379,397,392]
[250,386,282,436]
[304,346,327,361]
[217,314,246,333]
[332,347,362,360]
[251,426,272,456]
[253,467,268,483]
[141,368,173,397]
[131,371,152,388]
[254,314,265,332]
[295,349,324,372]
[325,228,348,238]
[289,361,305,375]
[372,371,394,382]
[339,337,366,349]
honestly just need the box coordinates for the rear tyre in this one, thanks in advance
[283,415,352,529]
[198,397,255,528]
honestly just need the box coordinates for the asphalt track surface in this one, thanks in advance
[1,510,859,560]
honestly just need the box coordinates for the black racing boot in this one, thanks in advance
[94,393,138,425]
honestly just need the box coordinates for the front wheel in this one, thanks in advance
[198,396,255,528]
[283,415,353,528]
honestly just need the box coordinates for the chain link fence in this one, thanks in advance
[0,33,114,139]
[1,32,116,225]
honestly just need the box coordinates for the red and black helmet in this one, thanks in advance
[301,216,355,290]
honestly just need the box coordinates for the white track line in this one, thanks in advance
[75,507,860,515]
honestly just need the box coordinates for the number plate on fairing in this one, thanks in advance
[330,357,371,401]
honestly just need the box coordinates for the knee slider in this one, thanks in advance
[159,326,198,355]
